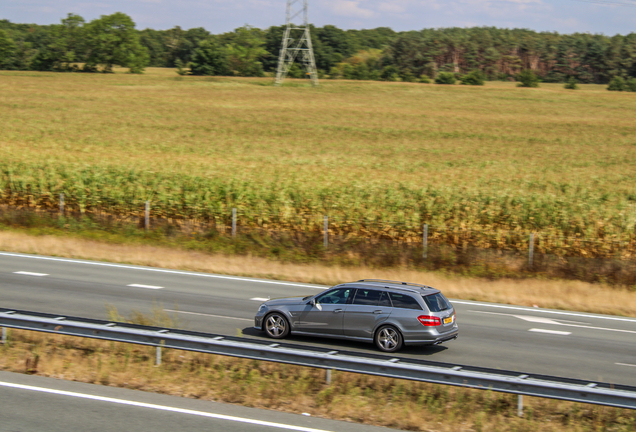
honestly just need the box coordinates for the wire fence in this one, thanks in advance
[2,197,636,261]
[4,199,636,284]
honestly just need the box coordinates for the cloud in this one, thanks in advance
[2,0,636,35]
[326,0,375,18]
[378,2,407,13]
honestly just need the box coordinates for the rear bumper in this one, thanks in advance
[404,328,459,346]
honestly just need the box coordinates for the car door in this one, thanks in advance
[297,288,352,335]
[343,289,392,339]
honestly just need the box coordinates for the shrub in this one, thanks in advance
[399,70,416,82]
[564,77,578,90]
[435,72,456,85]
[460,70,485,86]
[175,59,188,76]
[626,78,636,92]
[380,65,399,82]
[517,70,539,88]
[419,75,431,84]
[607,76,625,91]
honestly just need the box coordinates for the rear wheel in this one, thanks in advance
[264,313,290,339]
[375,325,403,353]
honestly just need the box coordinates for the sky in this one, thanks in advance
[2,0,636,36]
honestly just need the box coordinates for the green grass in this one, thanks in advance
[1,69,636,257]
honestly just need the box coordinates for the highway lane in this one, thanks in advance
[1,251,635,386]
[0,371,398,432]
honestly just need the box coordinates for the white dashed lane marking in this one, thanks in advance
[164,309,253,322]
[472,310,636,335]
[616,363,636,368]
[251,297,269,301]
[529,328,572,335]
[127,284,163,290]
[13,271,48,277]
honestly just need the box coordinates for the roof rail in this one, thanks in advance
[357,279,431,289]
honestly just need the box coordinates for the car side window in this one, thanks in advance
[378,291,392,307]
[352,289,382,306]
[388,292,423,310]
[316,288,351,305]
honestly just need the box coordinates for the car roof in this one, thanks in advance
[335,279,441,296]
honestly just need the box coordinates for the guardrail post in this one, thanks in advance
[156,345,161,366]
[145,201,150,231]
[528,233,535,268]
[1,327,6,344]
[518,394,523,417]
[423,224,428,259]
[323,216,328,248]
[59,193,64,215]
[326,369,332,384]
[232,208,237,238]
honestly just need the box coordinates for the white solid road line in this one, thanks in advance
[0,381,332,432]
[13,271,48,277]
[127,284,164,290]
[616,363,636,368]
[0,251,324,289]
[251,297,269,301]
[529,328,572,335]
[164,309,253,322]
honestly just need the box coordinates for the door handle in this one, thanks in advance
[373,310,382,314]
[333,309,343,313]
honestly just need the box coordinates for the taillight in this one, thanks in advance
[418,315,441,326]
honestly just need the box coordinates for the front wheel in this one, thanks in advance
[375,325,403,353]
[264,313,290,339]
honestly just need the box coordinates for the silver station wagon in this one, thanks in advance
[254,279,458,352]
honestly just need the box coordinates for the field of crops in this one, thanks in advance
[1,68,636,257]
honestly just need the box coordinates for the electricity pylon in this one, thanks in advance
[274,0,319,86]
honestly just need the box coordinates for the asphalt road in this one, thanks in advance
[1,251,635,386]
[0,371,399,432]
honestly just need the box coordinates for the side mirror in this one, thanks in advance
[310,298,322,311]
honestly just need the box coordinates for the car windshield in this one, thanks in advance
[422,293,451,312]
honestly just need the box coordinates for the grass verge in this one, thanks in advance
[1,327,635,432]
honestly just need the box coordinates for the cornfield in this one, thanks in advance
[1,69,635,259]
[2,161,635,258]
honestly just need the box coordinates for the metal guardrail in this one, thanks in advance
[1,308,636,411]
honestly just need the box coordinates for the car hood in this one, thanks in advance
[264,296,308,306]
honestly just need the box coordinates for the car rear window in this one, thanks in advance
[388,292,422,310]
[423,293,451,312]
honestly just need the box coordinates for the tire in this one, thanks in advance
[375,325,403,353]
[264,313,290,339]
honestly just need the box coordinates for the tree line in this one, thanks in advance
[1,13,636,84]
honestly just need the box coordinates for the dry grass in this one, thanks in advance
[1,329,634,432]
[2,229,636,317]
[1,69,636,256]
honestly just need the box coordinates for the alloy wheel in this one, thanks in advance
[376,326,402,352]
[266,314,288,338]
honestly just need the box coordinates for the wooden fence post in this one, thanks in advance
[145,201,149,231]
[323,216,328,248]
[232,208,237,238]
[529,233,535,268]
[423,224,428,259]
